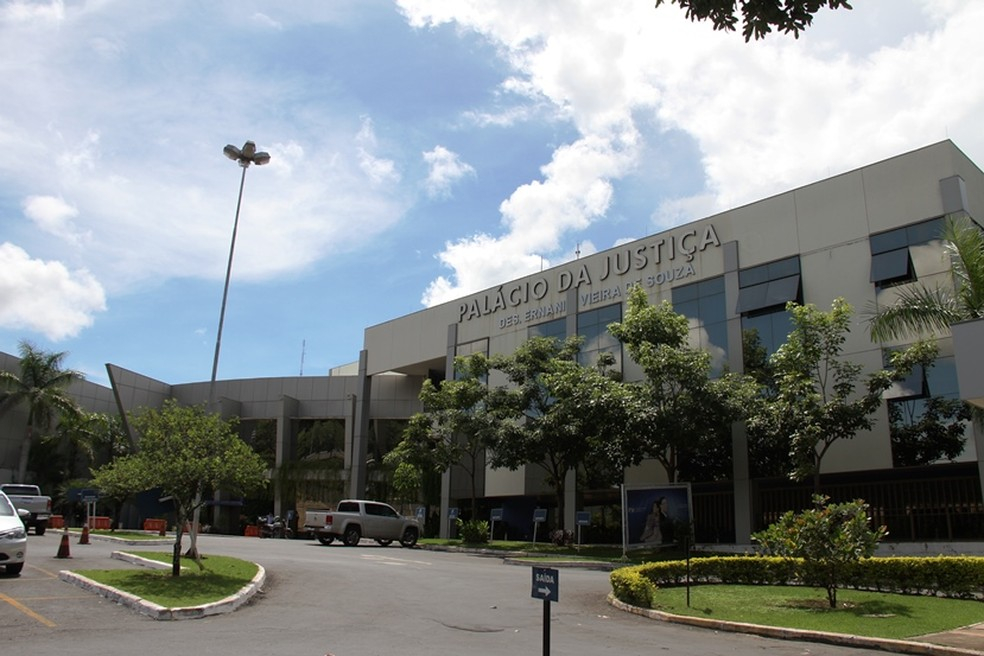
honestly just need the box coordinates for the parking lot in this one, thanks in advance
[3,531,881,656]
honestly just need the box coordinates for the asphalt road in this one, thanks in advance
[3,531,881,656]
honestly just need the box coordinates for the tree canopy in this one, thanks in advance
[655,0,853,41]
[0,340,83,483]
[486,336,635,528]
[754,298,935,490]
[609,286,760,482]
[92,400,267,575]
[386,354,498,517]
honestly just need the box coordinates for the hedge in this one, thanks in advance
[610,556,984,608]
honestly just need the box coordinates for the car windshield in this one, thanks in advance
[1,485,36,496]
[0,494,14,516]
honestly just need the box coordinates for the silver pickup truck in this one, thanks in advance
[0,484,52,535]
[304,499,420,548]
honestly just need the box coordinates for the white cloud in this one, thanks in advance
[22,195,82,242]
[0,0,65,23]
[356,117,400,185]
[422,146,475,198]
[0,243,106,340]
[401,0,984,305]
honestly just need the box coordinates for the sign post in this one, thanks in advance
[532,508,547,546]
[448,507,459,539]
[531,566,559,656]
[490,508,503,542]
[575,511,590,548]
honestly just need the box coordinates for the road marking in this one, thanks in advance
[360,554,431,566]
[0,592,58,627]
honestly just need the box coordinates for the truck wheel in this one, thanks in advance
[342,526,361,546]
[318,535,335,545]
[375,539,392,546]
[5,563,24,575]
[35,522,46,536]
[400,527,419,548]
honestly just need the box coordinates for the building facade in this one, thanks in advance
[2,140,982,542]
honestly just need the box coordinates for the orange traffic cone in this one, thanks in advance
[56,528,71,558]
[79,524,90,545]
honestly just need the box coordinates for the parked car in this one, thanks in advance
[304,500,420,547]
[0,491,28,575]
[0,484,52,535]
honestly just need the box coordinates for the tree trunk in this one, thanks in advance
[16,421,35,482]
[172,518,184,577]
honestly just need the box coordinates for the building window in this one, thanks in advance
[869,217,945,288]
[455,339,488,358]
[528,317,566,341]
[737,256,802,358]
[736,256,801,315]
[672,276,728,375]
[577,304,622,369]
[886,355,970,467]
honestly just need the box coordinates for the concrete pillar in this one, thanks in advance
[274,395,299,517]
[724,240,753,544]
[349,350,372,499]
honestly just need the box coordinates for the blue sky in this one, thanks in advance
[2,0,983,387]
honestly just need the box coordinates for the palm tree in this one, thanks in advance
[868,215,984,342]
[0,341,83,482]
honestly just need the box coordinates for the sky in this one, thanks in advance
[1,0,983,388]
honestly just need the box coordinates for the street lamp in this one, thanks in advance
[208,140,271,409]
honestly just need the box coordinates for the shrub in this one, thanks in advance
[753,495,886,608]
[550,529,574,546]
[610,567,657,608]
[457,518,490,544]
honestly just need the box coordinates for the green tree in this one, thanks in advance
[655,0,853,41]
[385,354,496,518]
[608,286,760,483]
[47,411,130,478]
[741,328,789,478]
[758,298,934,491]
[486,337,636,528]
[889,395,970,466]
[753,495,886,608]
[91,400,267,576]
[869,216,984,342]
[0,340,83,483]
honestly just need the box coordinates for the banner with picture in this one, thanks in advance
[621,483,692,551]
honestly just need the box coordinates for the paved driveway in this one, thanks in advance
[2,531,884,656]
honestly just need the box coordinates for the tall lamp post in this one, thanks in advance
[191,140,269,552]
[208,140,271,410]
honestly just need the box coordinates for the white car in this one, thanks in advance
[0,490,28,575]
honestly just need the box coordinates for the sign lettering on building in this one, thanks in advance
[457,224,720,325]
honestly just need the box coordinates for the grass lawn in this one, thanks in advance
[82,529,170,541]
[419,538,677,563]
[649,584,984,640]
[74,552,258,608]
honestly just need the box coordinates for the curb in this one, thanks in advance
[606,594,984,656]
[59,552,265,621]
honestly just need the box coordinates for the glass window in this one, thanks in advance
[738,264,769,288]
[906,218,944,245]
[742,309,794,358]
[768,257,800,280]
[529,318,566,341]
[673,276,728,374]
[577,304,622,369]
[869,228,907,255]
[870,249,913,284]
